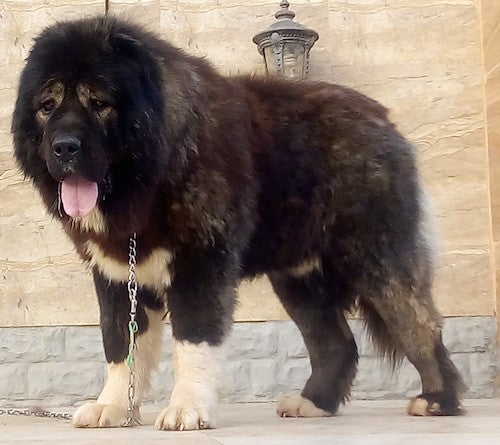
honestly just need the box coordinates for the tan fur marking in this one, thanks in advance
[76,83,115,119]
[408,296,439,332]
[76,83,91,108]
[86,241,172,292]
[72,208,108,234]
[289,257,321,277]
[40,81,64,105]
[36,81,64,123]
[277,395,332,418]
[97,106,116,120]
[368,280,444,393]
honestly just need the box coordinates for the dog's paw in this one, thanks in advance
[72,402,132,428]
[407,397,439,416]
[277,395,332,418]
[154,404,216,431]
[407,393,464,416]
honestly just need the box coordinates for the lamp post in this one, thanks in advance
[252,1,319,79]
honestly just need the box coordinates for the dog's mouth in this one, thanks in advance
[59,175,99,218]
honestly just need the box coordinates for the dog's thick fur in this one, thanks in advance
[12,17,464,429]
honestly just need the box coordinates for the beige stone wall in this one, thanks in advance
[481,0,500,333]
[0,0,496,326]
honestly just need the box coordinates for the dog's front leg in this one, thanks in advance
[73,269,165,428]
[155,246,238,431]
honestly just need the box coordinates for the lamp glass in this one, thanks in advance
[282,42,306,78]
[263,45,280,75]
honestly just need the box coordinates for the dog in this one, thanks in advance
[12,16,464,430]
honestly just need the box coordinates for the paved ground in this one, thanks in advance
[1,400,499,444]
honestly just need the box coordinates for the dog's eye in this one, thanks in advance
[40,100,55,115]
[90,99,109,112]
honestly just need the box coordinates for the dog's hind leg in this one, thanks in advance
[359,268,465,416]
[269,270,358,417]
[72,269,165,428]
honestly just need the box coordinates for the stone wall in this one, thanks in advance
[0,0,496,326]
[0,318,496,407]
[482,0,500,341]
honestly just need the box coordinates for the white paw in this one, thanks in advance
[154,404,216,431]
[277,395,333,418]
[72,402,135,428]
[407,397,440,416]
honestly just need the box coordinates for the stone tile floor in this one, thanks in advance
[1,400,499,444]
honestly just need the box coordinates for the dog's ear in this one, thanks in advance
[115,32,140,46]
[110,32,143,55]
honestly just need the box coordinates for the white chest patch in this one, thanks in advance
[85,240,172,292]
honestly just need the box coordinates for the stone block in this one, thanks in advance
[27,362,104,400]
[442,317,497,353]
[0,327,65,363]
[0,363,28,399]
[227,322,279,360]
[451,352,496,398]
[248,359,280,399]
[222,360,251,398]
[279,358,310,393]
[64,327,104,361]
[276,323,307,359]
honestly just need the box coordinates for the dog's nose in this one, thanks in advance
[52,136,81,161]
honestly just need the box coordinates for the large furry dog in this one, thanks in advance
[12,16,464,430]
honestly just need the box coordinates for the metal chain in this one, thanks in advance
[124,232,139,427]
[0,407,72,421]
[1,233,139,426]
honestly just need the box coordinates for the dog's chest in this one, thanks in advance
[85,240,172,293]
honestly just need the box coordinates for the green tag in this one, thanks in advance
[129,320,138,334]
[126,353,134,368]
[127,343,135,368]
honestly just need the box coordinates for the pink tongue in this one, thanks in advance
[61,176,98,218]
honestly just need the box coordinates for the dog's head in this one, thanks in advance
[12,17,167,219]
